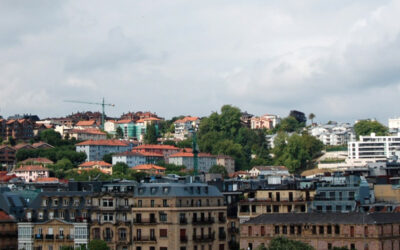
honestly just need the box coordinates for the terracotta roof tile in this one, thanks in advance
[15,165,49,172]
[20,157,54,164]
[132,164,166,170]
[79,161,112,167]
[35,177,59,183]
[116,119,134,124]
[70,128,106,135]
[134,144,179,150]
[76,140,129,146]
[76,120,97,126]
[169,152,215,158]
[0,210,14,221]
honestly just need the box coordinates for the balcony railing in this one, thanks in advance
[180,235,188,242]
[134,236,157,242]
[193,233,215,242]
[192,218,214,225]
[35,234,43,239]
[229,227,239,234]
[133,218,157,224]
[45,234,54,240]
[218,217,226,223]
[179,218,188,224]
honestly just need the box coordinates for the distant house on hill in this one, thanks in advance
[249,166,290,177]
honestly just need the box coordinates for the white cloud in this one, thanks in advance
[0,0,399,123]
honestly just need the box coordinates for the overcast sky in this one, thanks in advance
[1,0,400,124]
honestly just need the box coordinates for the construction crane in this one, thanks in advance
[64,97,115,130]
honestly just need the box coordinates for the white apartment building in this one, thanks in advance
[174,116,200,140]
[76,140,133,162]
[310,123,355,146]
[348,133,400,159]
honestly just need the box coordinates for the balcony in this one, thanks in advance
[193,233,215,242]
[45,234,54,240]
[134,236,157,242]
[35,234,43,240]
[229,227,239,234]
[192,217,214,225]
[133,218,157,225]
[180,235,188,243]
[218,216,226,223]
[179,218,188,224]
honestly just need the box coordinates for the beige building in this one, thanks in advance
[238,189,314,223]
[241,213,400,250]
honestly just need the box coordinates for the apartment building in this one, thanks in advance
[18,191,92,250]
[132,182,228,250]
[348,133,400,159]
[0,145,16,170]
[113,151,164,167]
[0,119,34,141]
[238,189,314,223]
[78,161,113,174]
[174,116,200,140]
[67,129,107,141]
[310,123,355,146]
[168,152,217,173]
[241,213,400,250]
[14,165,50,183]
[133,144,180,158]
[250,114,280,130]
[311,175,372,213]
[76,140,133,162]
[90,182,135,250]
[0,210,17,250]
[216,156,235,174]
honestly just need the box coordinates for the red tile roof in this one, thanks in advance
[132,164,166,171]
[76,120,97,126]
[169,152,215,158]
[174,116,200,123]
[20,157,54,164]
[70,128,106,135]
[134,144,179,150]
[76,140,129,146]
[79,161,112,167]
[135,151,164,157]
[0,172,17,182]
[15,165,49,172]
[35,177,59,183]
[32,142,54,148]
[14,143,35,151]
[116,119,134,124]
[0,210,14,222]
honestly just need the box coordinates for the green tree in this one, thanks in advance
[163,140,177,146]
[144,124,158,144]
[115,126,124,139]
[112,162,129,175]
[277,116,302,133]
[88,239,109,250]
[273,132,323,173]
[267,237,314,250]
[332,247,349,250]
[177,138,192,148]
[49,158,74,178]
[40,129,62,146]
[60,246,74,250]
[354,120,388,138]
[102,153,113,164]
[8,136,16,146]
[209,165,228,177]
[308,113,315,124]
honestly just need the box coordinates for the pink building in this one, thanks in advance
[14,165,49,182]
[250,114,281,130]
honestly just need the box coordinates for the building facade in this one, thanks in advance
[348,133,400,159]
[76,140,132,162]
[240,213,400,250]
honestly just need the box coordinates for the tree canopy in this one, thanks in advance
[209,165,228,177]
[198,105,272,170]
[88,239,109,250]
[273,132,323,173]
[354,120,388,138]
[267,237,314,250]
[144,124,158,144]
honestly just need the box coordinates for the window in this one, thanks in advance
[335,225,340,234]
[150,229,155,240]
[261,226,265,236]
[102,199,114,207]
[319,226,324,234]
[138,200,142,207]
[274,226,279,234]
[151,200,155,207]
[351,244,355,250]
[350,226,354,237]
[364,226,368,237]
[327,206,332,212]
[103,213,114,222]
[248,226,252,236]
[327,225,332,234]
[312,226,316,235]
[328,243,332,250]
[160,229,168,237]
[282,225,287,234]
[59,228,64,236]
[297,225,302,235]
[160,213,167,222]
[290,225,295,234]
[53,199,58,206]
[119,228,127,240]
[336,205,342,212]
[163,199,168,207]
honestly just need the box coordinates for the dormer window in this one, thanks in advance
[42,199,48,206]
[53,199,58,206]
[163,187,169,194]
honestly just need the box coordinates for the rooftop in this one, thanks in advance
[76,139,129,146]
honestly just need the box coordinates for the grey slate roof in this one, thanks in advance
[135,183,223,198]
[244,212,400,225]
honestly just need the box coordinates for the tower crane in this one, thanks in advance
[64,97,115,130]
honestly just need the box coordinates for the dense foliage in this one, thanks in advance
[266,237,314,250]
[354,120,388,138]
[88,240,109,250]
[273,132,323,173]
[198,105,271,171]
[144,124,158,144]
[208,165,228,177]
